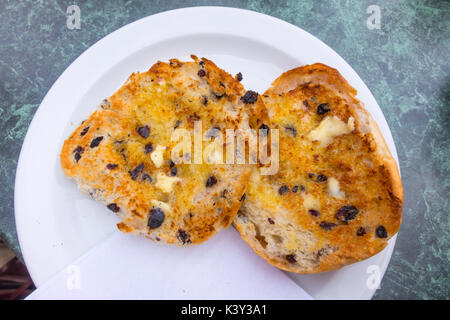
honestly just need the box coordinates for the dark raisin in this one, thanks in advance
[317,103,331,115]
[300,185,306,192]
[240,193,246,201]
[174,120,181,129]
[90,136,103,148]
[241,90,258,104]
[375,225,388,238]
[148,208,165,229]
[335,205,359,222]
[278,185,289,195]
[206,175,217,187]
[202,96,208,106]
[292,186,299,193]
[309,209,320,217]
[168,160,175,167]
[286,254,296,263]
[317,174,328,182]
[197,69,206,77]
[74,152,81,162]
[80,126,90,136]
[268,218,275,224]
[259,123,269,136]
[137,125,150,138]
[356,227,366,236]
[319,221,337,231]
[170,167,177,176]
[73,146,84,154]
[106,164,118,170]
[236,72,243,81]
[129,163,144,180]
[285,125,297,138]
[199,61,205,66]
[144,143,154,154]
[107,203,120,213]
[177,229,191,244]
[308,173,315,179]
[142,173,152,182]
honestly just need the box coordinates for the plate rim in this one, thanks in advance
[14,6,399,300]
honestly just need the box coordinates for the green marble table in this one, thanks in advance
[0,0,448,299]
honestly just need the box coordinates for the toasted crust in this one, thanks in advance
[61,55,267,246]
[234,63,403,273]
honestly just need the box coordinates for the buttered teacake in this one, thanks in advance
[61,55,267,246]
[234,63,403,273]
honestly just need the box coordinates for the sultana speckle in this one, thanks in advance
[90,136,103,148]
[198,69,206,77]
[241,90,258,104]
[137,125,150,138]
[286,254,296,263]
[317,103,331,115]
[107,203,120,213]
[80,126,90,136]
[278,185,289,195]
[106,164,118,170]
[73,146,84,154]
[309,209,320,217]
[376,225,388,238]
[144,143,153,154]
[129,163,144,180]
[335,205,359,222]
[356,227,366,236]
[142,173,152,182]
[177,229,191,244]
[320,221,337,231]
[284,125,297,138]
[148,208,165,229]
[206,175,217,187]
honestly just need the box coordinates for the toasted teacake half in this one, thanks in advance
[61,55,268,246]
[234,63,403,273]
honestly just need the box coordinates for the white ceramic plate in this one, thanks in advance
[15,7,400,300]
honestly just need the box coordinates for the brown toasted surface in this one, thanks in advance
[61,55,267,245]
[234,63,403,273]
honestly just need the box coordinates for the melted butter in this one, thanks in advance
[151,145,166,168]
[155,172,181,193]
[328,177,345,199]
[308,116,354,146]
